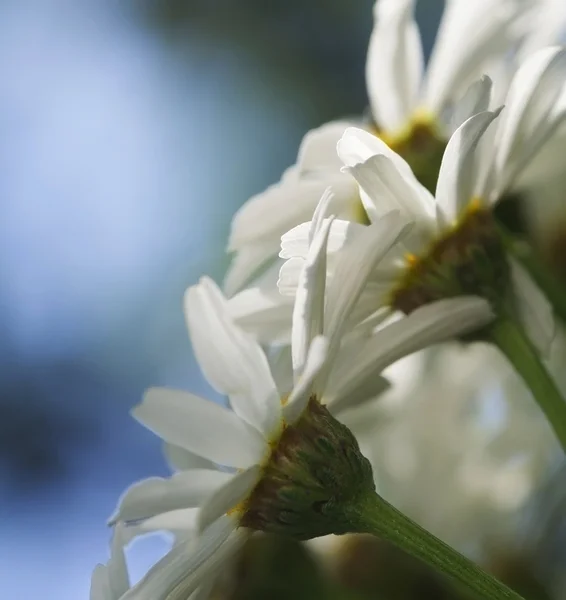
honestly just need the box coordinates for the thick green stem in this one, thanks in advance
[346,492,526,600]
[496,223,566,325]
[487,315,566,453]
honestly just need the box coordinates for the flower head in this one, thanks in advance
[112,208,492,600]
[281,46,566,353]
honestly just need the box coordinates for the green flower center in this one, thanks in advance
[240,397,375,540]
[389,202,510,314]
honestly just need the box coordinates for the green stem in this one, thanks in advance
[346,492,526,600]
[487,314,566,453]
[496,223,566,325]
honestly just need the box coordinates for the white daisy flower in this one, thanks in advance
[224,0,530,328]
[90,525,130,600]
[113,211,493,600]
[281,46,566,355]
[366,0,526,139]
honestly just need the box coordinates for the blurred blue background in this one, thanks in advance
[0,1,444,598]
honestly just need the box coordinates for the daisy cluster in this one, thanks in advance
[92,1,566,599]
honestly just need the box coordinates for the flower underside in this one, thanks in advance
[375,114,447,195]
[390,203,510,314]
[240,397,375,540]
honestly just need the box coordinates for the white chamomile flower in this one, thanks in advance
[282,46,566,355]
[223,0,534,346]
[366,0,527,139]
[112,210,493,600]
[90,525,130,600]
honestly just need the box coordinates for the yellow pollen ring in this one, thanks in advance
[404,252,418,266]
[467,196,484,213]
[378,108,437,148]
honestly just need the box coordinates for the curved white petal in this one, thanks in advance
[278,256,305,297]
[283,336,329,425]
[280,219,365,260]
[451,75,493,131]
[224,241,277,297]
[134,388,266,469]
[109,470,232,525]
[198,465,262,533]
[324,212,413,365]
[344,153,437,235]
[366,0,423,132]
[510,259,555,357]
[338,127,417,180]
[186,277,280,435]
[91,525,130,600]
[329,297,494,403]
[298,121,353,173]
[189,580,216,600]
[228,169,334,251]
[228,283,294,346]
[268,345,294,397]
[134,508,199,536]
[121,515,241,600]
[164,444,218,473]
[436,109,501,223]
[492,46,566,196]
[291,217,333,376]
[325,373,390,415]
[309,187,334,244]
[424,0,525,114]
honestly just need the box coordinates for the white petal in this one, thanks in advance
[108,525,130,598]
[134,388,266,469]
[186,277,280,435]
[436,109,501,223]
[135,508,199,536]
[224,242,277,296]
[324,212,412,366]
[283,336,329,424]
[278,257,305,297]
[344,153,437,233]
[309,188,334,244]
[451,75,493,131]
[424,0,524,114]
[121,515,240,600]
[164,444,217,473]
[280,219,365,260]
[189,580,216,600]
[510,259,555,357]
[267,345,294,397]
[298,121,353,173]
[90,565,112,600]
[108,470,232,525]
[91,525,131,600]
[493,46,566,195]
[198,465,262,533]
[228,167,324,250]
[329,297,494,403]
[325,373,390,415]
[228,280,294,346]
[166,528,247,600]
[366,0,423,132]
[338,127,417,178]
[291,217,333,376]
